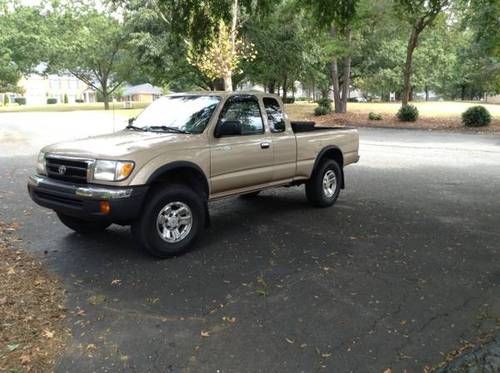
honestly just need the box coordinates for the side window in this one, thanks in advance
[263,97,286,133]
[219,97,264,135]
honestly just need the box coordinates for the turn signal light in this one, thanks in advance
[100,201,111,215]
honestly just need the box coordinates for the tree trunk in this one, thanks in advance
[268,81,276,94]
[102,87,110,110]
[340,27,352,112]
[223,0,238,92]
[425,85,429,101]
[330,26,343,113]
[282,75,288,101]
[402,25,420,106]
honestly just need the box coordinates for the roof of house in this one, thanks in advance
[123,83,163,96]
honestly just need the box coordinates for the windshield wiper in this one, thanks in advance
[126,124,146,131]
[146,126,191,134]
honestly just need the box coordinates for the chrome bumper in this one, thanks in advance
[28,175,133,200]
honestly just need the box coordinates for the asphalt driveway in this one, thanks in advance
[0,113,499,372]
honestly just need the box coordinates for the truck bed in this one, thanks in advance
[290,121,353,133]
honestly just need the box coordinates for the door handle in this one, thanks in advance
[260,142,271,149]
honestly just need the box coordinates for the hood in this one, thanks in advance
[43,129,206,159]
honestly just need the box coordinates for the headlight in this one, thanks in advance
[93,160,135,181]
[36,152,46,175]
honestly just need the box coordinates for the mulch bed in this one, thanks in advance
[0,222,68,372]
[304,111,500,134]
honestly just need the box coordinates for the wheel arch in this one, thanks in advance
[312,146,345,189]
[146,161,209,199]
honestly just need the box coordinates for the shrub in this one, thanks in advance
[63,93,68,104]
[14,97,26,105]
[368,112,382,120]
[397,104,419,122]
[283,97,295,104]
[75,99,84,103]
[314,105,330,116]
[296,96,312,102]
[47,98,57,104]
[462,106,491,127]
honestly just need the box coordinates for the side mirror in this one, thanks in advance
[215,120,242,138]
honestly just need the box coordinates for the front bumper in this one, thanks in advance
[27,175,148,223]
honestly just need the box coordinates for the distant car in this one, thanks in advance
[28,92,359,258]
[347,97,367,103]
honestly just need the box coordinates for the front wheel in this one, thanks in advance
[57,213,111,234]
[305,160,342,207]
[131,185,205,258]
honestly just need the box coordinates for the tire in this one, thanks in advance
[305,159,342,207]
[131,184,205,258]
[239,191,260,199]
[57,213,111,234]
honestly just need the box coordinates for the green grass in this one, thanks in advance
[0,102,149,114]
[286,101,500,120]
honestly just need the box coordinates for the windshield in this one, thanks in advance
[131,95,221,134]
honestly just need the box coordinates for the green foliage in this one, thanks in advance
[397,104,419,121]
[3,94,8,105]
[317,97,332,109]
[283,97,295,104]
[462,106,491,127]
[47,98,57,104]
[314,105,331,116]
[63,94,68,104]
[14,97,26,105]
[368,112,382,120]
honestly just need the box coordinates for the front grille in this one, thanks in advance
[46,156,90,184]
[34,190,83,207]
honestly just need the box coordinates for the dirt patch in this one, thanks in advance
[0,222,68,372]
[287,104,500,134]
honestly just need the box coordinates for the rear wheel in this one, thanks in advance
[132,184,205,258]
[57,213,111,234]
[305,160,342,207]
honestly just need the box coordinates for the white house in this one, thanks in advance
[1,73,97,105]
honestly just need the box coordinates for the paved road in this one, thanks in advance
[0,112,499,372]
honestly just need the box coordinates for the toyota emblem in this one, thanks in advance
[58,165,67,175]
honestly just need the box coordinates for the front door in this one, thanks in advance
[210,95,273,194]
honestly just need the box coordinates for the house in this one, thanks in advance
[122,83,162,103]
[2,73,97,105]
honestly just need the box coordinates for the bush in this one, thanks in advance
[314,105,331,116]
[75,99,84,103]
[397,104,419,122]
[47,98,57,104]
[368,112,382,120]
[283,97,295,104]
[462,106,491,127]
[3,94,8,105]
[14,97,26,105]
[63,94,68,104]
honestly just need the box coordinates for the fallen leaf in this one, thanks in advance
[43,329,54,339]
[7,267,15,275]
[7,343,20,352]
[111,279,121,286]
[201,331,210,337]
[20,354,31,365]
[285,338,295,344]
[86,344,97,352]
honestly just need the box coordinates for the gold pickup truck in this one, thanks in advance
[28,92,359,257]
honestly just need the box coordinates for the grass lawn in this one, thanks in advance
[0,102,149,115]
[286,101,500,133]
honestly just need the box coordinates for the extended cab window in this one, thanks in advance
[219,96,264,135]
[263,97,286,133]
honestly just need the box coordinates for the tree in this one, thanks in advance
[304,0,359,113]
[395,0,448,106]
[48,5,132,109]
[0,3,49,93]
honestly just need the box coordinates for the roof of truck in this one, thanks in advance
[166,91,279,98]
